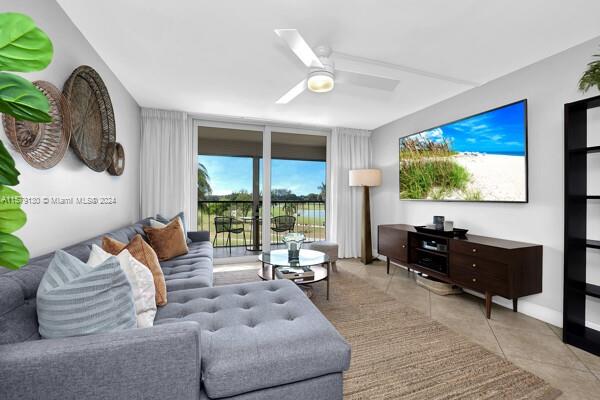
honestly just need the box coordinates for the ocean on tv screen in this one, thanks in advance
[399,101,527,202]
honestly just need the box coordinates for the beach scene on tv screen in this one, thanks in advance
[399,101,527,201]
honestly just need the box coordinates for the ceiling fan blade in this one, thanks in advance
[335,70,400,92]
[333,51,478,87]
[275,79,307,104]
[274,29,323,69]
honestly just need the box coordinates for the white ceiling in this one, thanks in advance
[57,0,600,130]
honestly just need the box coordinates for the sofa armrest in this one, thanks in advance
[0,322,201,400]
[188,231,210,242]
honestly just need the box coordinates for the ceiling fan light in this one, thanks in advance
[307,71,334,93]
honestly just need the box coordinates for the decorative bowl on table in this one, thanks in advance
[283,233,305,261]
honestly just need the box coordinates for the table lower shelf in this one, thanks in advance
[257,262,331,300]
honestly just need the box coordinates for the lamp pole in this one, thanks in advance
[361,185,373,264]
[349,169,381,265]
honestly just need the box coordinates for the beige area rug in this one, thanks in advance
[214,265,561,400]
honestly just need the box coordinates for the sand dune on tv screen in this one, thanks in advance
[448,153,525,201]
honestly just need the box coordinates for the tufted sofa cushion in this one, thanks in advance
[155,279,351,399]
[161,241,213,291]
[0,218,196,346]
[0,264,47,344]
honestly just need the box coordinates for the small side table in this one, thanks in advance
[258,249,331,300]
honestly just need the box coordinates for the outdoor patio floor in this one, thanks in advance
[212,243,287,258]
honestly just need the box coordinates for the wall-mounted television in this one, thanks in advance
[399,100,528,203]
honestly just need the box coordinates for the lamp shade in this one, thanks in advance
[349,169,381,187]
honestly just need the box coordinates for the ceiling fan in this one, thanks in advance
[274,29,401,104]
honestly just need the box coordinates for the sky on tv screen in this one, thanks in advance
[404,101,526,155]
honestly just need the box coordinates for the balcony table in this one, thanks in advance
[241,216,262,251]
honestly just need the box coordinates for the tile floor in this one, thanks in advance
[341,258,600,400]
[217,258,600,399]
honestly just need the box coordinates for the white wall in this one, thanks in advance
[1,0,140,257]
[372,36,600,327]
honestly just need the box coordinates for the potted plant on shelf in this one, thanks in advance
[0,12,54,269]
[579,49,600,93]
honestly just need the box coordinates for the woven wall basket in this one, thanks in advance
[63,65,116,172]
[2,81,72,169]
[107,142,125,176]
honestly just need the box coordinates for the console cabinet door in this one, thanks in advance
[378,226,408,262]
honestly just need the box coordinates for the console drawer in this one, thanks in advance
[450,253,509,296]
[450,239,504,261]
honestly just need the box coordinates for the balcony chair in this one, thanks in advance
[213,216,246,254]
[271,215,296,243]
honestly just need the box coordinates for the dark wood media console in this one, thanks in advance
[377,224,543,318]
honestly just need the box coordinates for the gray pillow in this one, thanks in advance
[156,211,192,244]
[37,250,137,339]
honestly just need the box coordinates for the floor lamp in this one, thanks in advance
[349,169,381,264]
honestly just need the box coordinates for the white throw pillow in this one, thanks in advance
[88,244,157,328]
[149,217,188,245]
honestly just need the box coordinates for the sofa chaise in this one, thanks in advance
[0,219,351,400]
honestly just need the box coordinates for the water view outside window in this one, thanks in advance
[198,155,326,248]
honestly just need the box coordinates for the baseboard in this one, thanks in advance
[375,255,564,329]
[463,289,563,328]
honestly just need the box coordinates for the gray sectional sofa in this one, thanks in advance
[0,219,350,400]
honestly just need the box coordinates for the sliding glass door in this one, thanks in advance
[195,121,327,259]
[197,124,264,257]
[270,131,326,245]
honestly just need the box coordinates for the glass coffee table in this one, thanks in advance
[258,249,331,300]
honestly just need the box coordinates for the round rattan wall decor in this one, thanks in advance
[63,65,116,172]
[2,81,72,169]
[107,142,125,176]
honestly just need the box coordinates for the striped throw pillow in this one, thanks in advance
[37,250,137,339]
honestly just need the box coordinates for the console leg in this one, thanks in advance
[485,292,492,319]
[386,257,390,274]
[513,298,518,313]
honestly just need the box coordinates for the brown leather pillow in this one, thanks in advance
[143,218,189,262]
[102,234,167,306]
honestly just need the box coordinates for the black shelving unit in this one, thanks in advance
[564,94,600,356]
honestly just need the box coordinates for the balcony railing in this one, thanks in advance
[198,200,326,249]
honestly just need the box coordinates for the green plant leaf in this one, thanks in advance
[579,53,600,93]
[0,72,51,122]
[0,140,19,186]
[0,13,53,72]
[0,231,29,269]
[0,185,25,233]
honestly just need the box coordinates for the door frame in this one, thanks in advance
[193,116,330,262]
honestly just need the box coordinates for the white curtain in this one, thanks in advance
[140,108,197,230]
[327,127,371,258]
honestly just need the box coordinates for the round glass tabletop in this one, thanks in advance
[258,249,329,268]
